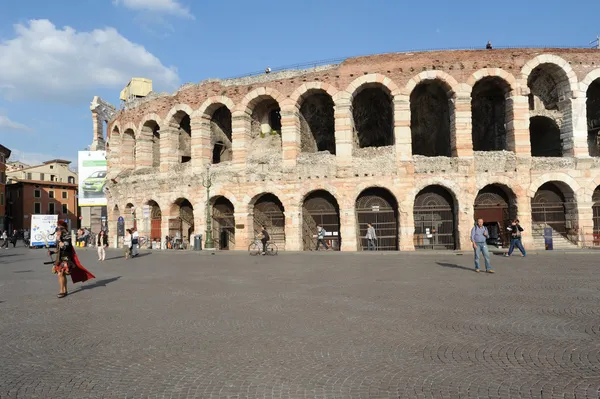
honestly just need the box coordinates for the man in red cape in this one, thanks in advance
[50,221,95,297]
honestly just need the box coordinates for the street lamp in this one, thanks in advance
[202,164,216,249]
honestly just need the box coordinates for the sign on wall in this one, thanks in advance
[30,214,58,247]
[78,151,107,206]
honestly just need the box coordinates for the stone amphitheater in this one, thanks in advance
[97,48,600,252]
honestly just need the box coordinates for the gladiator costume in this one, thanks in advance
[49,224,95,284]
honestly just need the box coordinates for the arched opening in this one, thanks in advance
[252,193,285,250]
[125,203,136,230]
[529,116,562,157]
[141,120,160,167]
[211,105,232,164]
[474,184,517,247]
[355,187,399,251]
[531,181,578,246]
[145,200,162,243]
[352,84,394,149]
[587,79,600,156]
[413,185,457,250]
[211,196,235,250]
[302,190,341,251]
[113,205,122,243]
[527,63,572,157]
[411,80,452,157]
[249,97,282,159]
[592,187,600,244]
[471,77,511,151]
[122,129,136,169]
[169,198,194,248]
[299,90,335,154]
[170,111,191,163]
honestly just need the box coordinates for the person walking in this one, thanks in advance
[505,219,527,257]
[260,225,270,255]
[471,218,494,273]
[315,225,329,251]
[131,228,139,257]
[124,229,133,259]
[365,223,377,251]
[97,230,108,261]
[1,230,8,249]
[11,229,18,248]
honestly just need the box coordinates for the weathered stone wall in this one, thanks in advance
[103,49,600,251]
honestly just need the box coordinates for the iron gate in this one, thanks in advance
[531,186,567,239]
[150,204,162,242]
[253,195,285,249]
[474,189,516,246]
[212,198,235,250]
[413,188,456,250]
[302,193,340,251]
[355,191,398,251]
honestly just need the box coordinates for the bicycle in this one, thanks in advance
[248,238,278,256]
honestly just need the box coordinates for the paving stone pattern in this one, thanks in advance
[1,247,599,398]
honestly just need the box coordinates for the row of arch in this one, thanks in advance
[109,55,600,169]
[112,180,600,251]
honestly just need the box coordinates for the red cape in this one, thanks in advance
[70,248,95,284]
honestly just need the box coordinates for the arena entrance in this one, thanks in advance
[146,200,162,243]
[355,188,399,251]
[413,185,456,250]
[302,190,340,251]
[252,194,285,250]
[531,182,573,242]
[212,196,235,250]
[474,185,517,247]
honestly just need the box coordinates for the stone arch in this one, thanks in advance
[138,118,161,168]
[296,182,341,209]
[584,73,600,156]
[244,186,290,211]
[466,68,518,96]
[409,178,464,214]
[136,113,163,138]
[195,96,236,119]
[166,109,192,164]
[143,199,162,242]
[470,74,514,151]
[210,195,236,250]
[210,187,239,208]
[529,116,562,157]
[592,185,600,236]
[301,189,341,251]
[250,192,286,250]
[168,197,195,246]
[297,87,336,154]
[530,179,579,243]
[347,74,397,149]
[413,185,458,250]
[121,128,136,169]
[521,54,579,96]
[237,87,285,115]
[124,202,136,230]
[237,90,284,158]
[289,82,340,107]
[528,173,582,200]
[474,184,519,246]
[404,70,460,97]
[410,76,456,157]
[355,187,399,251]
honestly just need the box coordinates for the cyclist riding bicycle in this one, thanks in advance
[260,225,269,255]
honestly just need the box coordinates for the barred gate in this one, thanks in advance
[302,192,340,251]
[531,186,567,238]
[253,194,285,249]
[355,189,398,251]
[413,187,456,250]
[212,197,235,250]
[150,205,162,241]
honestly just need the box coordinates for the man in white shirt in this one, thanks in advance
[131,228,140,257]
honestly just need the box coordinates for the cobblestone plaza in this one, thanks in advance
[1,248,599,398]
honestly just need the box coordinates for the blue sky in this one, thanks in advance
[0,0,597,166]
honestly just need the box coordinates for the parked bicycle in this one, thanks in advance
[248,238,278,256]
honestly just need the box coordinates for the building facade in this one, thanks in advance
[5,180,78,231]
[7,159,78,185]
[101,48,600,251]
[0,144,12,230]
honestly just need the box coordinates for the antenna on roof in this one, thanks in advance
[591,35,600,49]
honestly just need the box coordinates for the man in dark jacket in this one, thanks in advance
[505,219,527,257]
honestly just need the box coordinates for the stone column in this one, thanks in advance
[235,210,251,250]
[107,133,121,174]
[191,116,209,172]
[90,111,105,151]
[160,215,170,250]
[135,138,153,169]
[570,96,591,158]
[399,202,415,251]
[453,94,473,158]
[339,207,357,251]
[394,94,412,162]
[507,94,531,156]
[457,199,475,251]
[283,208,301,251]
[334,93,353,167]
[231,111,251,167]
[280,104,300,167]
[576,201,594,247]
[516,196,535,250]
[159,127,179,172]
[194,199,206,250]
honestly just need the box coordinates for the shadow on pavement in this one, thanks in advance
[13,270,33,273]
[436,262,474,272]
[71,276,122,295]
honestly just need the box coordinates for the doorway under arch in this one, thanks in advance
[302,190,341,251]
[355,187,399,251]
[413,185,457,250]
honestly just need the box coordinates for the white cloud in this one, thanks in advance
[113,0,194,19]
[0,115,32,132]
[0,19,180,102]
[8,149,75,167]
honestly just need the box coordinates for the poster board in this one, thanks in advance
[30,214,58,247]
[78,151,107,206]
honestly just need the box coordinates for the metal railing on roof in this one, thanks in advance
[223,44,595,80]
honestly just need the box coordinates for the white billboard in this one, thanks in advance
[30,214,58,247]
[78,151,107,206]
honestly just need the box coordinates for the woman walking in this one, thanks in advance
[97,230,108,261]
[504,219,527,257]
[123,229,132,260]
